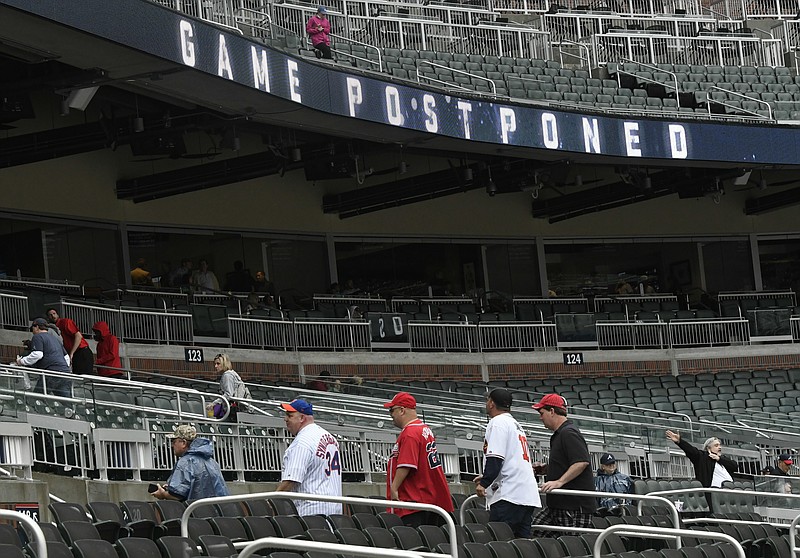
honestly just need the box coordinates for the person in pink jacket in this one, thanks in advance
[306,6,332,59]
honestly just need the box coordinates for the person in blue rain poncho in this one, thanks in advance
[150,424,229,501]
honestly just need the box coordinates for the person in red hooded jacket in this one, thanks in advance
[92,321,123,378]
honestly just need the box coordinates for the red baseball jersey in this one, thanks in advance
[386,418,454,517]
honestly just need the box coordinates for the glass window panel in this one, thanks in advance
[334,240,484,296]
[759,238,800,292]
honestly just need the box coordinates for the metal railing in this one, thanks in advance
[790,513,800,558]
[3,510,46,558]
[241,539,424,558]
[0,290,30,329]
[594,294,679,312]
[229,314,293,349]
[329,34,384,71]
[337,0,501,27]
[229,315,371,350]
[717,290,796,304]
[390,297,478,313]
[230,312,764,351]
[150,0,243,33]
[416,59,498,95]
[464,489,681,529]
[514,296,590,316]
[234,6,273,41]
[112,287,189,308]
[596,319,670,348]
[55,300,193,345]
[596,525,744,558]
[7,362,798,482]
[543,12,717,43]
[556,39,593,73]
[779,20,800,73]
[0,276,83,295]
[192,293,244,311]
[120,307,194,344]
[710,0,800,20]
[594,31,783,67]
[667,317,750,346]
[57,300,121,337]
[791,316,800,341]
[185,492,455,558]
[269,2,550,58]
[408,320,479,351]
[594,316,753,348]
[705,84,774,120]
[313,294,387,311]
[0,416,35,480]
[616,58,681,107]
[293,318,372,351]
[478,321,558,350]
[650,486,800,524]
[520,0,707,15]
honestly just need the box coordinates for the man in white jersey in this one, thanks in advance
[277,398,343,515]
[474,388,541,538]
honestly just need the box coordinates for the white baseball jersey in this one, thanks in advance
[282,422,343,516]
[483,412,541,508]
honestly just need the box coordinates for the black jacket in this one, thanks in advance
[674,438,738,487]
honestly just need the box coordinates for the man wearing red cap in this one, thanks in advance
[762,453,793,476]
[531,393,595,536]
[277,398,342,515]
[762,453,794,495]
[384,392,454,526]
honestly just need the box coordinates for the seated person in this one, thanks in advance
[594,453,633,510]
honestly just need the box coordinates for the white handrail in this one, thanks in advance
[461,489,681,531]
[789,512,800,558]
[706,84,773,120]
[239,538,424,558]
[595,525,745,558]
[184,492,456,558]
[3,509,47,558]
[415,59,498,96]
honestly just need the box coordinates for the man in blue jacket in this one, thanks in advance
[151,425,229,501]
[594,453,632,510]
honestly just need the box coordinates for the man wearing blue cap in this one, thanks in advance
[306,6,332,59]
[594,452,632,510]
[277,398,342,515]
[16,318,72,397]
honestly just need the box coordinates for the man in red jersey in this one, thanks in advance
[384,391,454,527]
[46,308,94,374]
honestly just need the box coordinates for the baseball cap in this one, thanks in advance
[281,398,314,415]
[317,6,327,13]
[167,424,197,441]
[779,453,793,464]
[383,392,417,409]
[488,388,513,409]
[31,317,48,328]
[600,453,616,465]
[532,393,567,410]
